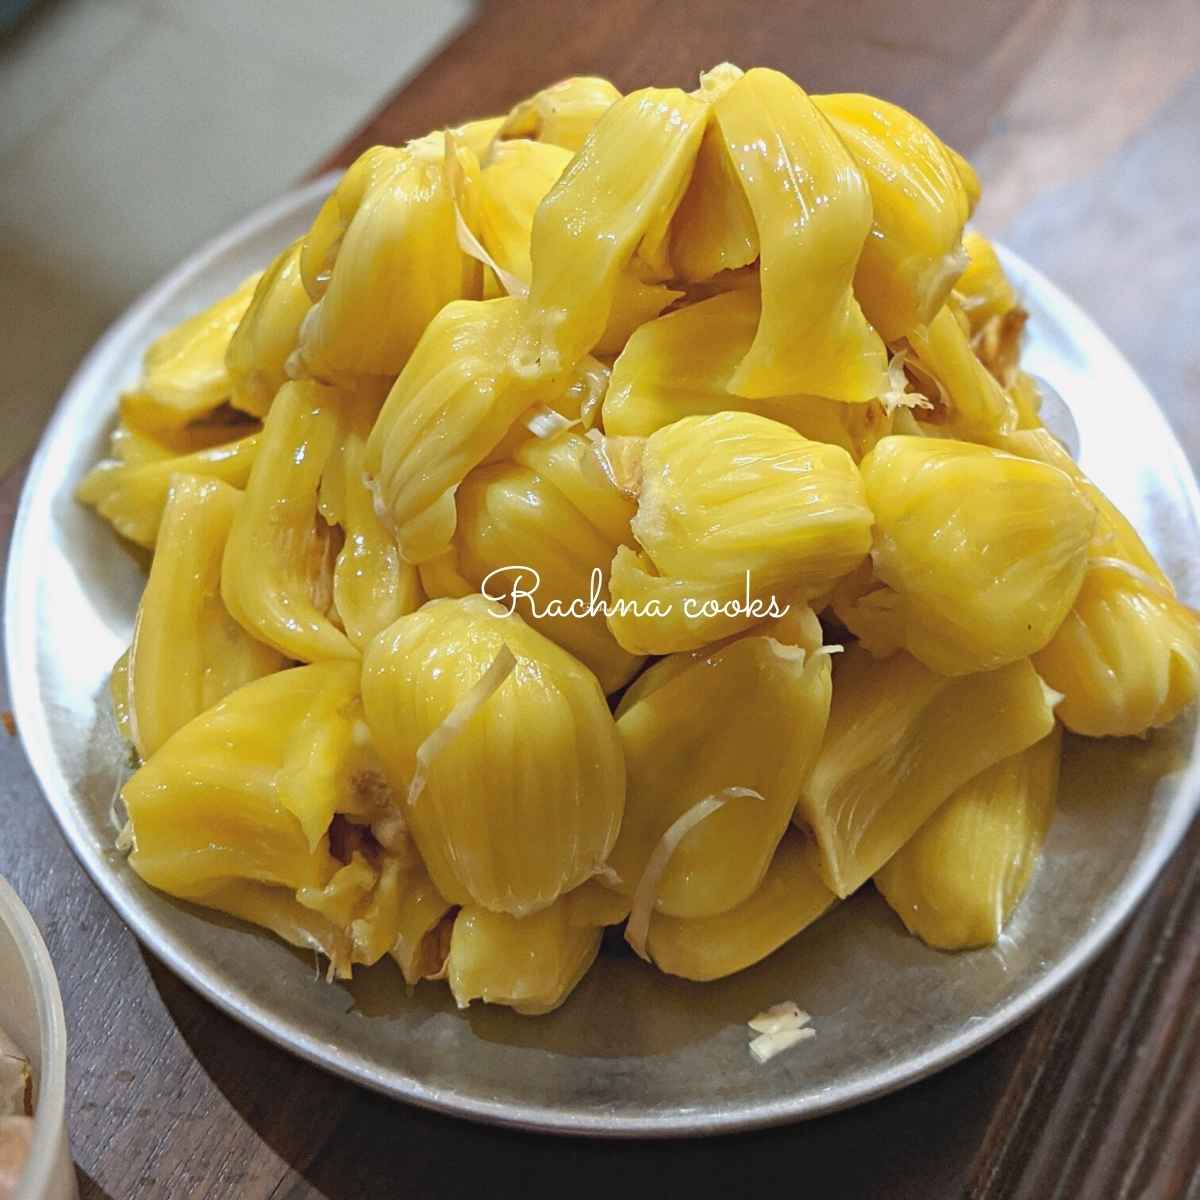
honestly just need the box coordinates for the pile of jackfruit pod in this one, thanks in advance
[80,65,1200,1016]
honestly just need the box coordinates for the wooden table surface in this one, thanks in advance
[3,0,1199,1195]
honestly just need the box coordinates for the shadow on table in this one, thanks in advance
[149,950,1030,1200]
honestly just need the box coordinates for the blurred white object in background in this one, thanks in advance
[0,876,72,1200]
[0,0,474,476]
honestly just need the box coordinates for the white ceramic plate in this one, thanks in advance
[6,177,1200,1137]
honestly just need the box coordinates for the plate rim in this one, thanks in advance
[6,178,1200,1138]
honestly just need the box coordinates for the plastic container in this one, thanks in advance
[0,876,74,1200]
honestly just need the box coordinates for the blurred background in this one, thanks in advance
[0,0,474,476]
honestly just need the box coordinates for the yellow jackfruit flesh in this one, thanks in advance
[225,240,312,416]
[516,86,707,376]
[954,230,1026,386]
[1035,565,1200,738]
[709,68,888,402]
[610,598,825,719]
[297,850,451,975]
[906,303,1018,437]
[669,67,759,282]
[876,726,1061,949]
[77,430,260,549]
[956,230,1020,328]
[813,93,971,341]
[105,411,253,466]
[364,296,556,564]
[390,870,456,984]
[120,273,260,432]
[317,389,424,651]
[447,899,602,1015]
[644,832,837,980]
[947,145,981,213]
[603,288,893,457]
[606,635,831,918]
[453,430,642,693]
[299,137,481,376]
[498,76,622,152]
[124,661,364,897]
[797,646,1059,897]
[128,475,283,758]
[987,431,1200,736]
[608,411,873,654]
[361,597,625,916]
[472,138,676,350]
[81,63,1187,1011]
[476,138,572,292]
[997,427,1165,579]
[861,435,1095,675]
[221,380,356,663]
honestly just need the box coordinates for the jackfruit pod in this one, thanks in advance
[226,240,311,416]
[593,273,682,356]
[106,410,256,466]
[298,850,377,930]
[513,424,635,547]
[861,435,1095,674]
[128,474,284,758]
[906,303,1018,437]
[449,114,506,159]
[670,70,759,282]
[875,726,1061,949]
[603,289,892,458]
[1033,563,1200,737]
[796,646,1058,897]
[710,68,888,401]
[644,832,837,980]
[956,230,1019,329]
[613,601,823,717]
[947,145,981,214]
[564,879,631,927]
[606,635,832,918]
[472,137,677,348]
[124,661,365,897]
[195,879,352,976]
[364,296,555,563]
[606,548,783,654]
[417,547,476,601]
[1008,371,1043,428]
[827,558,906,658]
[476,138,572,293]
[221,380,356,662]
[516,86,707,376]
[317,391,424,650]
[361,596,625,916]
[627,414,867,587]
[996,428,1167,581]
[813,93,971,341]
[390,870,457,985]
[296,851,450,972]
[76,431,260,549]
[478,351,610,467]
[607,412,872,654]
[120,273,260,432]
[454,432,642,692]
[447,900,602,1014]
[954,232,1026,387]
[298,137,481,376]
[498,76,622,151]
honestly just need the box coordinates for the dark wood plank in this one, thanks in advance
[2,1,1199,1196]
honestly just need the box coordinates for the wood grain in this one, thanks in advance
[2,1,1199,1196]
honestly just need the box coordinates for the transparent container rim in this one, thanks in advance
[0,875,68,1200]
